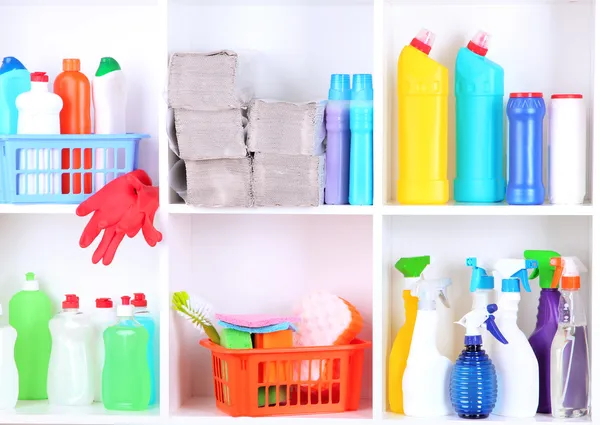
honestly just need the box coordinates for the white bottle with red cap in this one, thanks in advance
[47,294,94,406]
[132,293,157,405]
[548,94,587,205]
[15,71,63,196]
[91,298,116,402]
[0,303,18,410]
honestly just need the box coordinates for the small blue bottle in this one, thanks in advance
[349,74,373,206]
[506,92,546,205]
[325,74,351,205]
[451,304,508,419]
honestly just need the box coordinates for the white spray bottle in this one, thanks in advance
[466,257,495,352]
[492,258,539,417]
[403,276,453,417]
[0,304,18,410]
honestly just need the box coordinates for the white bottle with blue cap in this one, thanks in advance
[466,257,496,352]
[491,259,540,417]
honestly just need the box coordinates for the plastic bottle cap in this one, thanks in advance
[117,295,134,317]
[351,74,373,101]
[561,277,580,290]
[467,30,490,56]
[30,72,48,83]
[328,74,351,101]
[23,272,39,291]
[132,293,148,307]
[0,56,27,75]
[96,57,122,77]
[551,94,583,99]
[501,278,521,292]
[63,294,79,309]
[63,58,81,72]
[410,28,436,55]
[96,298,113,308]
[510,92,543,98]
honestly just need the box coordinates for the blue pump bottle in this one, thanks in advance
[451,304,508,419]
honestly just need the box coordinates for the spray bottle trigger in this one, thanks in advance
[438,288,450,309]
[484,304,508,344]
[550,257,563,289]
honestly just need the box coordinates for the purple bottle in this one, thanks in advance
[325,74,351,205]
[525,249,561,414]
[506,92,546,205]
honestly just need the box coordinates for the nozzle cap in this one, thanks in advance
[328,74,351,100]
[502,278,520,292]
[351,74,373,101]
[62,294,79,309]
[410,28,436,55]
[467,30,490,56]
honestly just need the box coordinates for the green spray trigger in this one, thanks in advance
[395,256,431,278]
[524,250,561,289]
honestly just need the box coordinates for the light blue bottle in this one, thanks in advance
[454,31,505,203]
[0,57,31,134]
[131,293,157,406]
[349,74,373,206]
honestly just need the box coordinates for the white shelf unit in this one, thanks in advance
[0,1,597,425]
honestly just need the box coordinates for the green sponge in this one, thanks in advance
[221,328,252,349]
[258,386,287,407]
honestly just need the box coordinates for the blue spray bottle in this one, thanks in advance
[451,303,508,419]
[454,31,505,203]
[0,57,31,134]
[349,74,373,205]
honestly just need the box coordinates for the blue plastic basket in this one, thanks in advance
[0,134,148,204]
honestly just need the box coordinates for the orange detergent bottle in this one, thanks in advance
[54,58,92,195]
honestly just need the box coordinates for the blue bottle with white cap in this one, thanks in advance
[0,57,31,134]
[451,303,508,419]
[349,74,374,205]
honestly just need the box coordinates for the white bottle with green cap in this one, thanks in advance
[92,57,126,189]
[0,303,18,410]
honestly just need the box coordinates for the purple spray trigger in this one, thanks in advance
[485,303,508,344]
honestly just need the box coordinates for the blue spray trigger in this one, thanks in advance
[467,257,494,292]
[512,269,532,292]
[484,303,508,344]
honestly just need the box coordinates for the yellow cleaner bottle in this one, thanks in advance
[403,276,453,417]
[389,256,431,414]
[398,29,449,204]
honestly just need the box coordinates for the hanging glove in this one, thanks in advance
[76,170,161,265]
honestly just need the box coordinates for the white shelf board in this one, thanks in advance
[0,204,79,214]
[0,401,160,425]
[167,203,375,215]
[389,0,592,4]
[384,412,591,423]
[171,397,372,424]
[382,202,594,216]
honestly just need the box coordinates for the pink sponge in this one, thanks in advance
[215,313,299,328]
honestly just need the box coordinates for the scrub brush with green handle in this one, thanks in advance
[171,291,220,345]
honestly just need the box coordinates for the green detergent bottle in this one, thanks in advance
[103,296,150,411]
[8,272,52,400]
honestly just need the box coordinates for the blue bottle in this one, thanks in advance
[131,293,157,406]
[325,74,351,205]
[454,31,505,203]
[0,57,31,134]
[451,304,508,419]
[506,92,546,205]
[349,74,373,206]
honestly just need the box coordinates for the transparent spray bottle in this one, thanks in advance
[451,303,508,419]
[549,256,589,418]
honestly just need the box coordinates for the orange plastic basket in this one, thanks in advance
[200,338,371,417]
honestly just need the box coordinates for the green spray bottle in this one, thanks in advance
[389,255,430,414]
[524,249,561,413]
[9,272,52,400]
